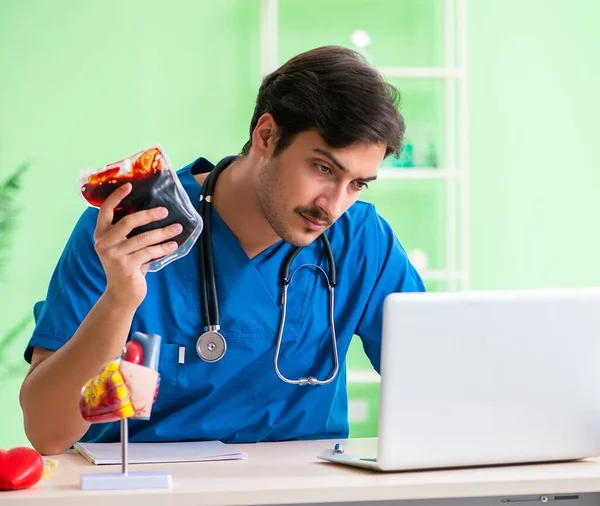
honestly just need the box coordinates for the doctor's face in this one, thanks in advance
[255,130,386,247]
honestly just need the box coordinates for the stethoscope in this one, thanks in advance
[195,156,339,386]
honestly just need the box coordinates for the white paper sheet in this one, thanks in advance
[74,440,248,465]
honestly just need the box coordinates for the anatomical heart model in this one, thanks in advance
[78,332,172,491]
[80,332,161,423]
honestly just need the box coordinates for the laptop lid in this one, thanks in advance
[377,288,600,471]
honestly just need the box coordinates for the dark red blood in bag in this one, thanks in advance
[81,147,198,246]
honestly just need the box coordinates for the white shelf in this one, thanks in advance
[420,269,463,282]
[377,67,463,79]
[347,370,380,384]
[378,168,462,180]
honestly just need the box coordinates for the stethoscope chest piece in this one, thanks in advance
[196,329,227,362]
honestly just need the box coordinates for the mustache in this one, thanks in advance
[296,207,333,226]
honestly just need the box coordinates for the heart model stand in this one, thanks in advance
[80,419,171,490]
[80,332,172,491]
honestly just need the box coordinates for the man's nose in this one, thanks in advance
[316,185,345,222]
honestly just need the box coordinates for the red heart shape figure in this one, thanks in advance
[0,447,44,490]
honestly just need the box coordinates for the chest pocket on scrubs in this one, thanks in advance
[154,343,180,412]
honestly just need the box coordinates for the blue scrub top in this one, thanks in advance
[24,157,425,444]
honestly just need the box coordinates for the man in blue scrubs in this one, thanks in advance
[20,46,425,455]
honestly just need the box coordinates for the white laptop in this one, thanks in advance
[320,288,600,471]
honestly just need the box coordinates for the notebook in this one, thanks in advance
[74,440,248,465]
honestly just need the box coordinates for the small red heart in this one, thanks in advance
[0,447,44,490]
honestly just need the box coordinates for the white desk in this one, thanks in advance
[4,438,600,506]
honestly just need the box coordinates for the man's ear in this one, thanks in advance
[251,113,278,159]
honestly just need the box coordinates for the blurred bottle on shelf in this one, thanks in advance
[399,141,414,168]
[408,248,429,271]
[426,141,438,168]
[406,140,440,169]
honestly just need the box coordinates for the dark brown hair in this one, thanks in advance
[241,45,405,159]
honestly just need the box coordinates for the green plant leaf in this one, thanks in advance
[0,312,33,358]
[0,161,30,279]
[0,162,33,377]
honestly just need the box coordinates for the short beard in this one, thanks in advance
[254,158,327,247]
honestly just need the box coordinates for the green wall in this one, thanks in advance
[1,0,599,448]
[468,0,600,290]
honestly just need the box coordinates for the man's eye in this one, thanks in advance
[315,164,332,175]
[353,181,369,191]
